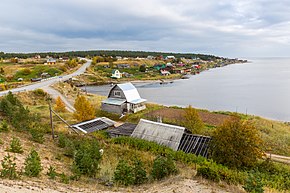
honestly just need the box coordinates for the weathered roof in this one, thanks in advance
[106,122,137,137]
[178,133,212,158]
[71,117,115,134]
[131,119,185,151]
[115,82,146,103]
[102,98,126,105]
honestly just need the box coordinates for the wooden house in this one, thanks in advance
[101,82,146,114]
[47,58,56,65]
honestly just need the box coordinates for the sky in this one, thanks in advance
[1,0,290,57]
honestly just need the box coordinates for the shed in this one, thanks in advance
[131,119,185,151]
[71,117,115,134]
[111,69,122,79]
[106,123,137,138]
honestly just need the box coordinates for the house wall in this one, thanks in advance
[108,86,126,99]
[101,103,126,115]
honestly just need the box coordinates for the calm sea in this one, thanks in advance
[85,58,290,121]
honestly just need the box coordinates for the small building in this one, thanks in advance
[153,64,166,71]
[111,69,122,79]
[71,117,116,134]
[106,122,137,138]
[160,70,171,76]
[47,58,56,65]
[117,64,130,69]
[165,55,175,60]
[131,119,185,151]
[101,82,146,114]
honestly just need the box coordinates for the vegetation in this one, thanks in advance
[113,160,134,186]
[54,96,66,112]
[151,155,178,180]
[73,95,95,121]
[24,149,42,177]
[0,154,18,179]
[47,165,57,180]
[8,137,23,153]
[243,172,264,193]
[210,117,264,169]
[0,120,9,132]
[182,105,204,134]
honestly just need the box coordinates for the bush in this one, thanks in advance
[114,160,134,186]
[33,89,47,97]
[29,128,44,144]
[0,154,18,179]
[243,172,264,193]
[47,166,57,180]
[73,139,101,177]
[0,120,9,132]
[58,134,68,148]
[151,155,178,180]
[182,105,204,134]
[132,158,147,185]
[24,149,42,177]
[197,165,220,182]
[8,137,23,153]
[60,172,70,184]
[210,117,264,169]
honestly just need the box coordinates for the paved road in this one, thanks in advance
[0,59,92,97]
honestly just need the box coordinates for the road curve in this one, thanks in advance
[0,59,92,97]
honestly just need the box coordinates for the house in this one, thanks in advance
[160,70,171,76]
[111,69,122,79]
[47,58,56,65]
[131,119,185,151]
[153,64,166,71]
[117,64,130,69]
[165,55,175,60]
[101,82,147,114]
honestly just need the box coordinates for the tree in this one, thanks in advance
[139,65,146,72]
[24,149,42,177]
[210,117,264,169]
[183,105,204,134]
[73,95,95,121]
[54,96,66,112]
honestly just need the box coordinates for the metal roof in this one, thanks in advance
[178,133,212,158]
[102,98,126,105]
[106,123,137,137]
[116,82,146,103]
[71,117,115,134]
[131,119,185,151]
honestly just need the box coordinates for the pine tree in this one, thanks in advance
[183,105,204,134]
[73,95,95,121]
[54,96,66,112]
[24,149,42,177]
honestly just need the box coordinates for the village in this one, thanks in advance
[0,52,289,193]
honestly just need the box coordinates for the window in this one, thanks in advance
[114,91,121,97]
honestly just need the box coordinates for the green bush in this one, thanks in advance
[133,158,147,185]
[47,166,57,180]
[73,139,101,177]
[8,137,23,153]
[60,172,70,184]
[243,172,264,193]
[24,149,42,177]
[29,128,44,144]
[33,89,47,97]
[197,165,220,182]
[58,134,67,148]
[0,120,9,132]
[0,154,18,179]
[151,155,178,180]
[114,160,134,186]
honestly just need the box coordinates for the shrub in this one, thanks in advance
[58,134,67,148]
[151,155,178,180]
[0,154,18,179]
[8,137,23,153]
[47,166,57,180]
[73,95,95,121]
[197,165,220,182]
[54,96,66,112]
[0,120,9,132]
[24,149,42,177]
[114,160,134,186]
[182,105,204,134]
[243,172,264,193]
[60,172,70,184]
[33,89,47,97]
[29,128,44,144]
[73,139,101,177]
[132,158,147,185]
[210,117,264,168]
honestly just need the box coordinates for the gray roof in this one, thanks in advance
[71,117,115,134]
[115,82,147,103]
[107,123,137,137]
[131,119,185,151]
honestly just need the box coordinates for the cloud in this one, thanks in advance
[0,0,290,57]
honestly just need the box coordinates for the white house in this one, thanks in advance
[111,69,122,79]
[101,82,147,114]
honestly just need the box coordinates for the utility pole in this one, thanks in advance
[48,101,55,139]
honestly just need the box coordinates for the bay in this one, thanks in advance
[85,57,290,121]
